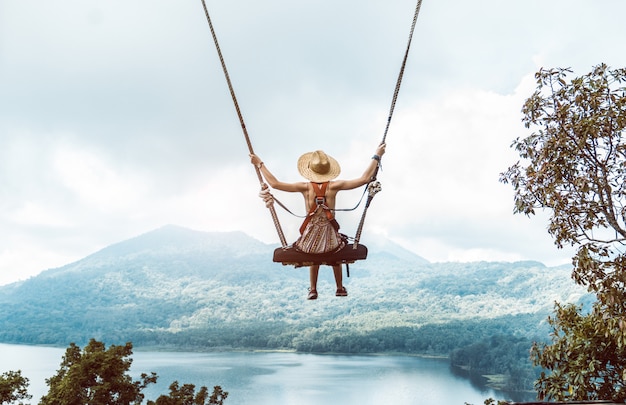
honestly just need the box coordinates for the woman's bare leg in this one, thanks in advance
[308,265,320,299]
[333,265,347,296]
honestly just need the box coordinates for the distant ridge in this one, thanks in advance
[41,225,428,270]
[91,225,270,258]
[365,236,429,264]
[35,225,272,280]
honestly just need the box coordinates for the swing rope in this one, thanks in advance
[352,0,424,248]
[200,0,288,248]
[200,0,423,253]
[381,0,423,147]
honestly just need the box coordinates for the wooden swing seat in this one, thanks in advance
[273,243,368,268]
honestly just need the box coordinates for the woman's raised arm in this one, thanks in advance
[331,143,386,191]
[250,154,308,193]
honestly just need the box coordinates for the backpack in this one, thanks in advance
[294,182,346,254]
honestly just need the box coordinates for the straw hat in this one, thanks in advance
[297,150,341,183]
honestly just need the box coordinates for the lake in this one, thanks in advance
[0,343,535,404]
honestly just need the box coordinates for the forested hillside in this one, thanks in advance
[0,225,589,391]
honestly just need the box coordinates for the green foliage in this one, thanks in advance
[451,335,541,392]
[147,383,227,405]
[501,63,626,270]
[502,64,626,246]
[0,371,31,405]
[531,302,626,401]
[40,339,157,405]
[464,399,508,405]
[0,257,583,349]
[502,64,626,401]
[131,314,546,358]
[2,340,227,405]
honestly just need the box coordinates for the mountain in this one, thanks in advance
[0,225,588,355]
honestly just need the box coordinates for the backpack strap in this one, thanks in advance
[312,182,328,206]
[299,182,336,234]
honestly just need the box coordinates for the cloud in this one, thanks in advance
[355,72,574,264]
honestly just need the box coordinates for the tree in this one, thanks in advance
[147,382,228,405]
[501,64,626,401]
[40,339,157,405]
[0,371,31,405]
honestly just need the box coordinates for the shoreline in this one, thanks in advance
[0,341,450,360]
[133,345,451,360]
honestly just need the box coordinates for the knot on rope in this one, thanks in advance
[367,181,382,198]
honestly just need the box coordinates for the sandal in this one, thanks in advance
[307,289,318,300]
[335,287,348,297]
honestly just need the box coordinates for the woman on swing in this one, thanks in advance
[250,143,386,300]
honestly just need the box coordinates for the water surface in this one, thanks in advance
[0,344,531,404]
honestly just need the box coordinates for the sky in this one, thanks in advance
[2,0,626,286]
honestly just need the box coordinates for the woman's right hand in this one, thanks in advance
[259,183,274,207]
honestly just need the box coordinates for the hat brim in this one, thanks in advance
[297,152,341,182]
